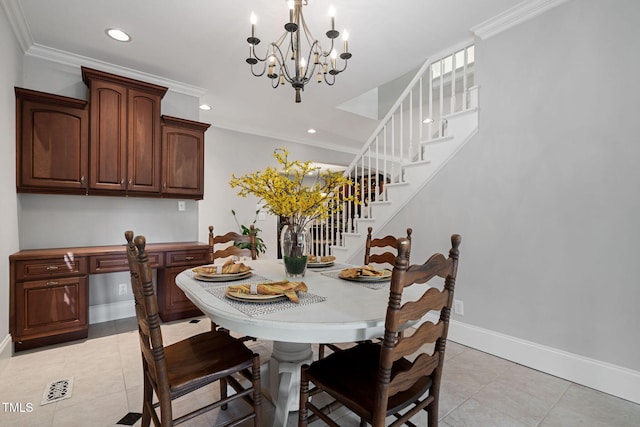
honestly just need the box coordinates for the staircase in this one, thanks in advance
[310,40,479,264]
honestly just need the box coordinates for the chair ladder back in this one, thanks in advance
[364,227,412,266]
[133,235,172,411]
[125,231,151,338]
[377,234,461,422]
[210,225,257,261]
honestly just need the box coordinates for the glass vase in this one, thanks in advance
[280,223,312,278]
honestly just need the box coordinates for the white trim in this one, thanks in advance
[88,301,136,325]
[24,44,207,98]
[471,0,571,40]
[421,313,640,404]
[0,0,33,52]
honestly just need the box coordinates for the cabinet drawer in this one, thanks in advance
[90,251,163,273]
[15,257,88,280]
[165,249,209,267]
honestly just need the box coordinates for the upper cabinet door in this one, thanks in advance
[161,116,210,199]
[16,88,89,193]
[127,88,162,194]
[87,80,128,192]
[82,66,167,196]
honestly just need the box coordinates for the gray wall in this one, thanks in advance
[0,4,22,349]
[381,0,640,372]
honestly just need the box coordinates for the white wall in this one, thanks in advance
[383,0,640,374]
[0,4,23,358]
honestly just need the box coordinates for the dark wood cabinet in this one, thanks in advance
[157,248,210,321]
[82,67,167,196]
[15,68,209,199]
[15,88,89,194]
[161,116,210,199]
[12,256,89,351]
[9,241,210,351]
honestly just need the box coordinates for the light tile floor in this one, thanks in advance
[1,316,639,426]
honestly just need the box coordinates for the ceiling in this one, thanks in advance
[10,0,524,154]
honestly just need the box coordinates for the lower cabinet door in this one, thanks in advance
[157,266,203,322]
[15,276,88,340]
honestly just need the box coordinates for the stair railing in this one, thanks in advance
[312,40,476,256]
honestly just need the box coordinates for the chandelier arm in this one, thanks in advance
[269,43,296,83]
[250,62,268,77]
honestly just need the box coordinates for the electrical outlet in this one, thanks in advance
[118,283,128,296]
[177,201,186,212]
[454,299,464,316]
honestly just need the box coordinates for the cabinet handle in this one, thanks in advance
[46,266,59,271]
[120,179,125,186]
[128,179,132,188]
[47,281,59,286]
[163,182,167,190]
[185,256,194,261]
[80,175,85,184]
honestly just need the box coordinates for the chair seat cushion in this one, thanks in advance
[163,331,254,394]
[305,341,432,420]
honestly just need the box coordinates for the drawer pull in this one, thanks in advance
[185,256,195,261]
[46,266,59,271]
[47,281,59,286]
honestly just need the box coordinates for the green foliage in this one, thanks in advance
[231,209,267,256]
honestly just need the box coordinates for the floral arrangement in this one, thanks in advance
[229,148,358,274]
[229,148,357,229]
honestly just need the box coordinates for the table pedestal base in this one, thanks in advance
[268,341,314,427]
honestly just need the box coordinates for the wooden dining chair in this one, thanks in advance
[207,225,258,339]
[300,234,461,427]
[364,226,413,267]
[125,231,262,426]
[209,225,257,262]
[318,226,413,359]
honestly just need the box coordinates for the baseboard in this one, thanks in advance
[432,315,640,404]
[89,301,136,324]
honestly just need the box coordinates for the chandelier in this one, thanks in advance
[246,0,352,103]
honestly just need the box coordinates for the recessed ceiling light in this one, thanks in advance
[307,128,316,134]
[106,28,131,42]
[199,104,212,111]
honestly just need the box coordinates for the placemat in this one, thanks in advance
[321,270,390,290]
[206,286,327,317]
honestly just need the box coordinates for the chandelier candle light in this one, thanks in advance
[246,0,352,103]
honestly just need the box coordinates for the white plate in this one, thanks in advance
[225,290,287,302]
[307,261,335,268]
[193,270,252,282]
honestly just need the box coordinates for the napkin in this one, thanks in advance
[340,265,388,278]
[227,280,308,303]
[193,259,252,276]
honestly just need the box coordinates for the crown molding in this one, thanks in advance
[0,0,33,52]
[25,44,206,97]
[471,0,571,40]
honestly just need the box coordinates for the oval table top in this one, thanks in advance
[175,259,424,344]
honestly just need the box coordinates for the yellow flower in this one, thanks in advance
[229,148,358,229]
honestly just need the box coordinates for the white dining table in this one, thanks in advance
[175,259,423,427]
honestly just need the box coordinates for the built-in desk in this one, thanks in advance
[9,241,210,351]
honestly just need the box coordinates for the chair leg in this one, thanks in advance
[220,378,228,410]
[141,373,153,427]
[251,354,262,427]
[298,365,310,427]
[318,344,325,359]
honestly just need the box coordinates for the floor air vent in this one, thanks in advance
[41,377,73,405]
